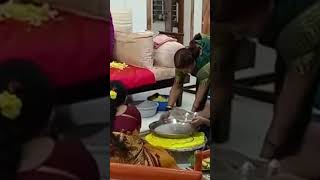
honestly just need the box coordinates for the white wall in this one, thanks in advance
[183,0,203,45]
[183,0,192,45]
[110,0,203,43]
[110,0,147,32]
[193,0,203,37]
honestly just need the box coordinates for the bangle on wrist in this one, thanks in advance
[166,105,173,111]
[192,105,198,111]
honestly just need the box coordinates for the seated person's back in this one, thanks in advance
[18,137,99,180]
[110,81,141,133]
[0,60,99,180]
[109,82,178,169]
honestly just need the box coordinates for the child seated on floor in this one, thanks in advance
[110,80,141,133]
[109,98,178,169]
[0,60,99,180]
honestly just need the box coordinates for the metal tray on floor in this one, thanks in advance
[149,118,196,139]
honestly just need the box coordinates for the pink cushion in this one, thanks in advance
[0,11,114,88]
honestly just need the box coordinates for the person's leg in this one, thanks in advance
[212,70,234,143]
[274,56,286,98]
[261,1,320,159]
[261,67,318,159]
[212,28,238,143]
[279,120,320,179]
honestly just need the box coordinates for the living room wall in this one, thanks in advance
[110,0,204,45]
[110,0,147,32]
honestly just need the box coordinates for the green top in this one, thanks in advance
[274,0,316,29]
[175,34,211,85]
[274,0,320,74]
[261,0,317,47]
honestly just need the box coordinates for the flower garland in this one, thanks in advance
[0,91,22,120]
[110,61,128,70]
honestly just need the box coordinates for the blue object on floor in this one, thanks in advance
[147,93,169,111]
[157,100,169,111]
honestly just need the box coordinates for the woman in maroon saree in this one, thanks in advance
[0,60,99,180]
[110,81,141,133]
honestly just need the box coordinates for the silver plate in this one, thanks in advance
[149,118,196,139]
[169,108,197,123]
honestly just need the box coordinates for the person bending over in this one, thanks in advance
[168,33,211,112]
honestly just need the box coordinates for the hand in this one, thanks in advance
[159,111,170,121]
[190,116,210,128]
[166,105,173,111]
[191,104,199,112]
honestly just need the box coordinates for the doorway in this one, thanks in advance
[202,0,210,34]
[147,0,184,43]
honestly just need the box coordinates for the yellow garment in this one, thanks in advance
[143,143,178,169]
[110,131,178,169]
[110,61,128,70]
[0,1,58,26]
[145,132,205,150]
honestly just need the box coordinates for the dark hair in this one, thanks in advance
[0,59,53,179]
[174,48,195,69]
[109,88,128,156]
[189,33,202,58]
[110,81,127,108]
[109,97,116,133]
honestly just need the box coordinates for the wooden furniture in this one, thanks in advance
[128,76,190,107]
[159,31,184,44]
[110,163,203,180]
[194,149,210,171]
[202,0,210,34]
[213,37,278,143]
[212,1,277,142]
[160,0,184,43]
[152,0,184,43]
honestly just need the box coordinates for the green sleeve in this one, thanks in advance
[175,69,186,85]
[197,63,210,85]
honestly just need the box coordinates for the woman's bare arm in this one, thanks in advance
[168,81,183,107]
[192,83,209,112]
[197,101,210,119]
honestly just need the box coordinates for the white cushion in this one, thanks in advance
[111,8,133,32]
[154,42,185,68]
[114,31,154,68]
